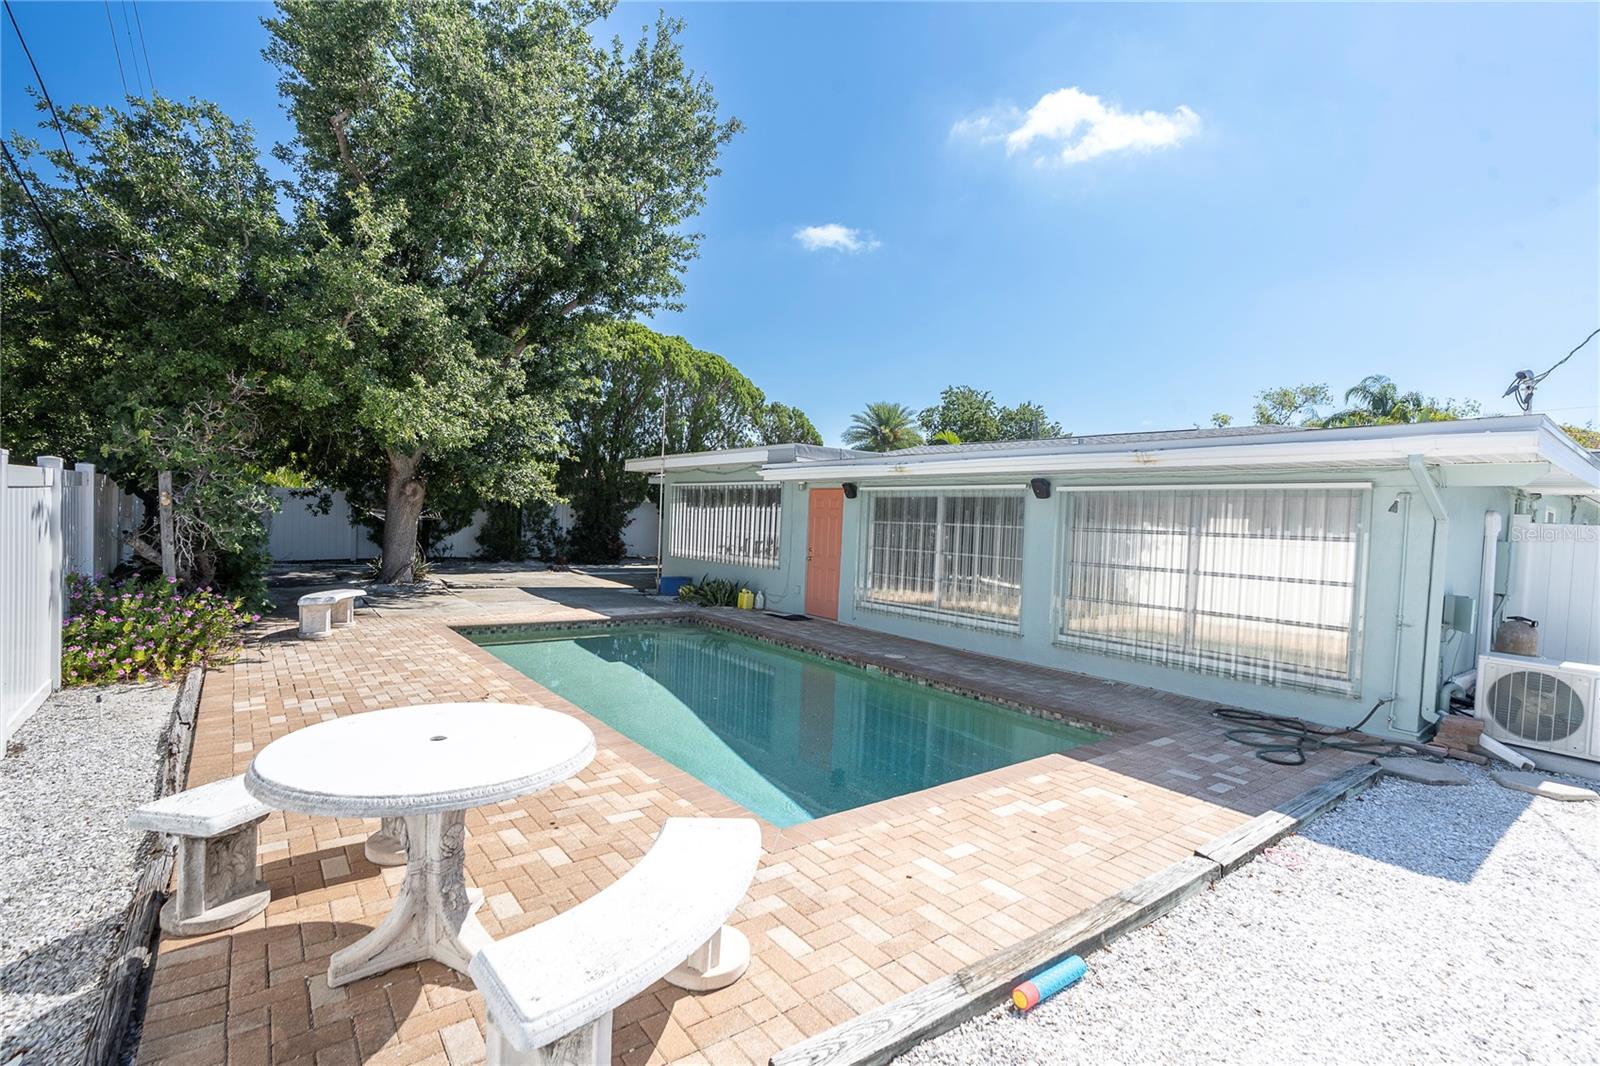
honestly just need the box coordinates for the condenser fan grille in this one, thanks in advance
[1485,671,1586,743]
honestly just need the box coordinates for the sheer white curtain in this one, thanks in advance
[668,483,782,568]
[858,489,1025,630]
[1058,487,1366,690]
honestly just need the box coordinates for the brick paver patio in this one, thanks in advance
[137,578,1362,1065]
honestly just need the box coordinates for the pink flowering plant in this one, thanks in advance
[61,573,261,686]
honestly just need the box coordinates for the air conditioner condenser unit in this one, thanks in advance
[1475,653,1600,762]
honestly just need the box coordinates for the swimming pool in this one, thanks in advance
[473,624,1102,827]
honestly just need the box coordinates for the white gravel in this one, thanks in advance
[899,762,1600,1066]
[0,684,175,1065]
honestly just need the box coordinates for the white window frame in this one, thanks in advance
[1054,485,1370,694]
[855,486,1027,633]
[668,481,782,569]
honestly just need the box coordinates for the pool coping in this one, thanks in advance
[445,612,1172,853]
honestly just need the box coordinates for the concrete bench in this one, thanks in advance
[469,818,761,1065]
[127,775,274,936]
[297,588,365,639]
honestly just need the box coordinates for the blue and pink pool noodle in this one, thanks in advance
[1011,955,1086,1011]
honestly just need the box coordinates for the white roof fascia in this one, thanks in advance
[758,427,1559,483]
[625,447,775,474]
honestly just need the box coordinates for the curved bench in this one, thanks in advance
[469,818,761,1065]
[297,587,366,639]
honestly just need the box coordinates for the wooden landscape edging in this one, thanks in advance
[771,761,1384,1066]
[82,666,204,1066]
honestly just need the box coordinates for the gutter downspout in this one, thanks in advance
[1408,455,1449,732]
[1388,491,1413,733]
[1478,510,1503,660]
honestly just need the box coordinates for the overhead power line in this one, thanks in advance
[118,1,144,97]
[102,0,128,97]
[0,138,91,297]
[3,0,81,176]
[131,0,155,95]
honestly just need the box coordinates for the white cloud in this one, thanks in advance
[953,87,1199,167]
[794,223,881,254]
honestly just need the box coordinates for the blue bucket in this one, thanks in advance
[658,576,691,598]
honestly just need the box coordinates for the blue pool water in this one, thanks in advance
[474,624,1102,827]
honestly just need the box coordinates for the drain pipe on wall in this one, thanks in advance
[1477,510,1503,661]
[1387,491,1413,733]
[1407,455,1450,730]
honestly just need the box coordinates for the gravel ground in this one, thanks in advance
[900,763,1600,1066]
[0,684,175,1065]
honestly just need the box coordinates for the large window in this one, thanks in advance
[1057,487,1367,691]
[668,483,782,568]
[857,489,1026,630]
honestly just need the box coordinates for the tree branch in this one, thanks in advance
[329,109,368,185]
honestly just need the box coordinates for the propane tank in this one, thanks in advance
[1492,615,1539,657]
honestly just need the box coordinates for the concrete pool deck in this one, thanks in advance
[137,576,1365,1065]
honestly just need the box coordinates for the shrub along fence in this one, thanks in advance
[1,451,136,750]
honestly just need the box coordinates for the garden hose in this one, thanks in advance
[1211,698,1439,766]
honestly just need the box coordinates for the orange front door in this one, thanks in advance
[805,488,845,619]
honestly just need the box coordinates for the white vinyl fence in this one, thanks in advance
[1506,516,1600,665]
[1,452,134,750]
[264,489,659,562]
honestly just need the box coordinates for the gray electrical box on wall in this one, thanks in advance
[1443,594,1476,634]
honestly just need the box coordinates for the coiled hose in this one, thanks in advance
[1212,698,1439,766]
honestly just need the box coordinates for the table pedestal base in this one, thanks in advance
[329,810,488,987]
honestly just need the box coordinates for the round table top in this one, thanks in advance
[244,702,595,817]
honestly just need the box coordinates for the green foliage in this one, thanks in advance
[263,0,740,582]
[1243,377,1481,428]
[756,402,823,446]
[676,576,744,607]
[917,387,1063,443]
[524,500,572,562]
[928,430,962,446]
[843,402,924,451]
[1210,413,1234,427]
[556,321,814,564]
[1251,383,1334,426]
[1316,375,1481,427]
[1,96,291,592]
[476,503,534,562]
[366,550,433,583]
[61,574,258,686]
[995,401,1064,441]
[1561,423,1600,449]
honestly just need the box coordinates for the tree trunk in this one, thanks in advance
[380,449,427,584]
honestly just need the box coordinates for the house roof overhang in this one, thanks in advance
[753,417,1600,497]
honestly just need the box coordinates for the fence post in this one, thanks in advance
[72,461,97,577]
[157,470,177,582]
[35,455,65,691]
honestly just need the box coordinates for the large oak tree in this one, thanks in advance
[264,0,737,580]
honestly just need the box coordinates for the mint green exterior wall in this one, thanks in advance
[664,464,1596,740]
[657,465,811,612]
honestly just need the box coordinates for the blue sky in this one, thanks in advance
[5,2,1597,444]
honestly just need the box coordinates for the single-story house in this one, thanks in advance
[626,415,1600,740]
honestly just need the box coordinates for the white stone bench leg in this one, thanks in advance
[162,815,272,936]
[327,810,489,987]
[665,925,750,991]
[299,603,334,639]
[364,815,409,866]
[487,1012,612,1066]
[332,596,358,627]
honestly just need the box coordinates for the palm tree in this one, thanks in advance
[843,402,924,451]
[1318,375,1476,427]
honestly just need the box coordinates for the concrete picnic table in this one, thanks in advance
[244,702,596,987]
